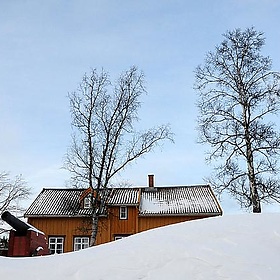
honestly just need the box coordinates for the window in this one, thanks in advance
[74,237,90,251]
[49,237,64,254]
[114,234,130,241]
[119,206,128,220]
[84,195,91,209]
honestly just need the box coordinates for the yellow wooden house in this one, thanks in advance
[24,175,222,253]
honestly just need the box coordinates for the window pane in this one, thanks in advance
[48,237,64,254]
[74,237,89,251]
[120,206,127,219]
[84,196,91,209]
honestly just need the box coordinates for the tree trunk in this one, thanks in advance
[90,212,99,246]
[247,148,261,213]
[251,182,261,213]
[243,98,262,213]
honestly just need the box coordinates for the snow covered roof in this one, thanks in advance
[107,188,139,205]
[24,188,139,217]
[139,186,222,216]
[24,189,94,217]
[24,185,222,217]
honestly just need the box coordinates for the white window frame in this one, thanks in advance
[84,195,91,209]
[74,237,90,251]
[49,237,64,254]
[119,206,128,220]
[114,234,130,241]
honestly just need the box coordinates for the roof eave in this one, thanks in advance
[138,212,222,217]
[25,214,107,218]
[107,204,138,207]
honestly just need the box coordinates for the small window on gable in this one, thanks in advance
[84,196,91,209]
[119,206,128,220]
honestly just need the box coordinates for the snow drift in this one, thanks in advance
[1,214,279,280]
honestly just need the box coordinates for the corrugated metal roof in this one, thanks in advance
[24,185,222,217]
[139,186,222,216]
[107,188,139,205]
[24,189,93,217]
[24,188,138,217]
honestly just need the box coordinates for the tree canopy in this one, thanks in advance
[65,66,173,244]
[0,172,30,234]
[194,27,280,212]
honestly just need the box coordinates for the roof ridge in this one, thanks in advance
[42,188,88,191]
[140,184,210,188]
[40,185,210,191]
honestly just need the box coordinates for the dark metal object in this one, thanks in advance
[1,211,30,235]
[1,211,49,257]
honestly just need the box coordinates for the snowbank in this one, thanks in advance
[1,213,279,279]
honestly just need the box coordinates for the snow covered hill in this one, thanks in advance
[1,214,279,280]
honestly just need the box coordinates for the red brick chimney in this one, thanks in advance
[148,174,154,188]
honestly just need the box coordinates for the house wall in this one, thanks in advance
[28,213,216,253]
[28,217,92,253]
[27,207,138,252]
[106,206,138,240]
[138,215,212,232]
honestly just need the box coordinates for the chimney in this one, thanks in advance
[148,174,154,188]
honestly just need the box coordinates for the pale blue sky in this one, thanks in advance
[1,0,280,213]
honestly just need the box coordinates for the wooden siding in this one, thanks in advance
[138,215,211,232]
[106,206,138,240]
[27,210,218,252]
[28,217,91,252]
[27,207,139,252]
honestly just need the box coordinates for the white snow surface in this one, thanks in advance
[141,196,172,213]
[1,214,280,280]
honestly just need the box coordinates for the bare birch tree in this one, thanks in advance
[0,172,30,234]
[64,66,173,245]
[194,27,280,213]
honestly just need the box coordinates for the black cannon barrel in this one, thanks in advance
[1,211,30,235]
